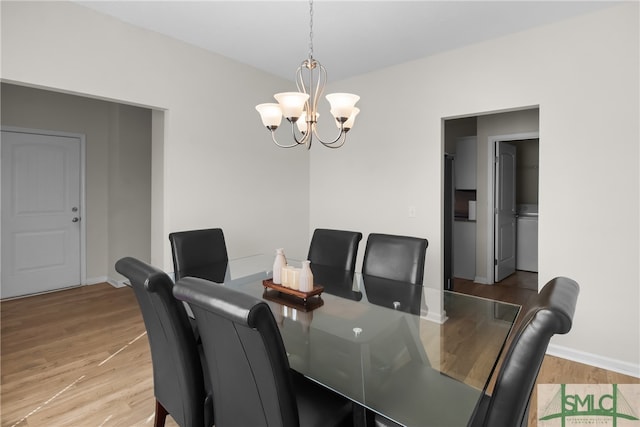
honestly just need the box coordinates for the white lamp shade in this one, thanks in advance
[297,111,308,133]
[340,107,360,130]
[274,92,309,120]
[326,93,360,120]
[256,103,282,128]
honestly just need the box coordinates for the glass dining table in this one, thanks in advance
[176,254,520,427]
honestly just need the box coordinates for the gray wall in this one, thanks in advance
[2,1,312,274]
[310,4,639,371]
[1,83,151,283]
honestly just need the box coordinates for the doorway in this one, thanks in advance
[1,83,153,296]
[488,134,539,286]
[1,128,86,298]
[443,108,539,291]
[494,141,517,282]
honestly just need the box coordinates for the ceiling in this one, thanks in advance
[75,1,619,81]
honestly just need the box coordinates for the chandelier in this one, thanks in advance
[255,0,360,149]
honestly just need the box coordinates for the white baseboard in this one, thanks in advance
[474,275,489,284]
[421,309,448,324]
[547,343,640,379]
[108,279,129,288]
[85,276,109,286]
[86,276,128,288]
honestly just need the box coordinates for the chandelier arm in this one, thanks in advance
[311,119,347,146]
[319,134,347,149]
[296,63,308,97]
[287,122,313,148]
[305,61,347,146]
[296,64,312,137]
[311,62,326,119]
[269,129,302,149]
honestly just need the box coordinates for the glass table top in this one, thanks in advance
[177,254,520,426]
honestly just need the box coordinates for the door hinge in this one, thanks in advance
[494,259,498,266]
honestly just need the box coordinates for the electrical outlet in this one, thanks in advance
[408,206,417,218]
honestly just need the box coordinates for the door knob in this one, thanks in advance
[72,217,80,223]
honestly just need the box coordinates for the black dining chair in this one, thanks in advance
[360,234,428,392]
[362,275,423,315]
[307,228,363,272]
[362,233,428,285]
[173,276,353,427]
[362,275,429,390]
[311,264,362,301]
[169,228,228,282]
[115,257,213,427]
[373,276,580,427]
[469,276,580,427]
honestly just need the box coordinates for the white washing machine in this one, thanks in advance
[516,204,538,272]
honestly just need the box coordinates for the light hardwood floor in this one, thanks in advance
[1,281,637,427]
[1,284,174,427]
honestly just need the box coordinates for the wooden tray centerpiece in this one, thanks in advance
[262,279,324,301]
[262,279,324,311]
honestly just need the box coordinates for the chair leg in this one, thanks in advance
[154,399,168,427]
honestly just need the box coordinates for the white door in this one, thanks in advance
[494,142,517,282]
[1,130,82,298]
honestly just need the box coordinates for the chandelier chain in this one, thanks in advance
[308,0,314,60]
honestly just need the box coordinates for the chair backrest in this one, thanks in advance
[307,228,363,272]
[362,233,428,285]
[169,228,228,281]
[311,264,362,301]
[478,277,579,427]
[115,257,208,427]
[362,275,423,315]
[173,276,300,427]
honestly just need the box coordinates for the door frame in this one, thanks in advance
[1,126,87,289]
[485,131,538,284]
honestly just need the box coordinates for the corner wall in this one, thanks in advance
[311,4,639,374]
[107,103,152,282]
[1,1,311,272]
